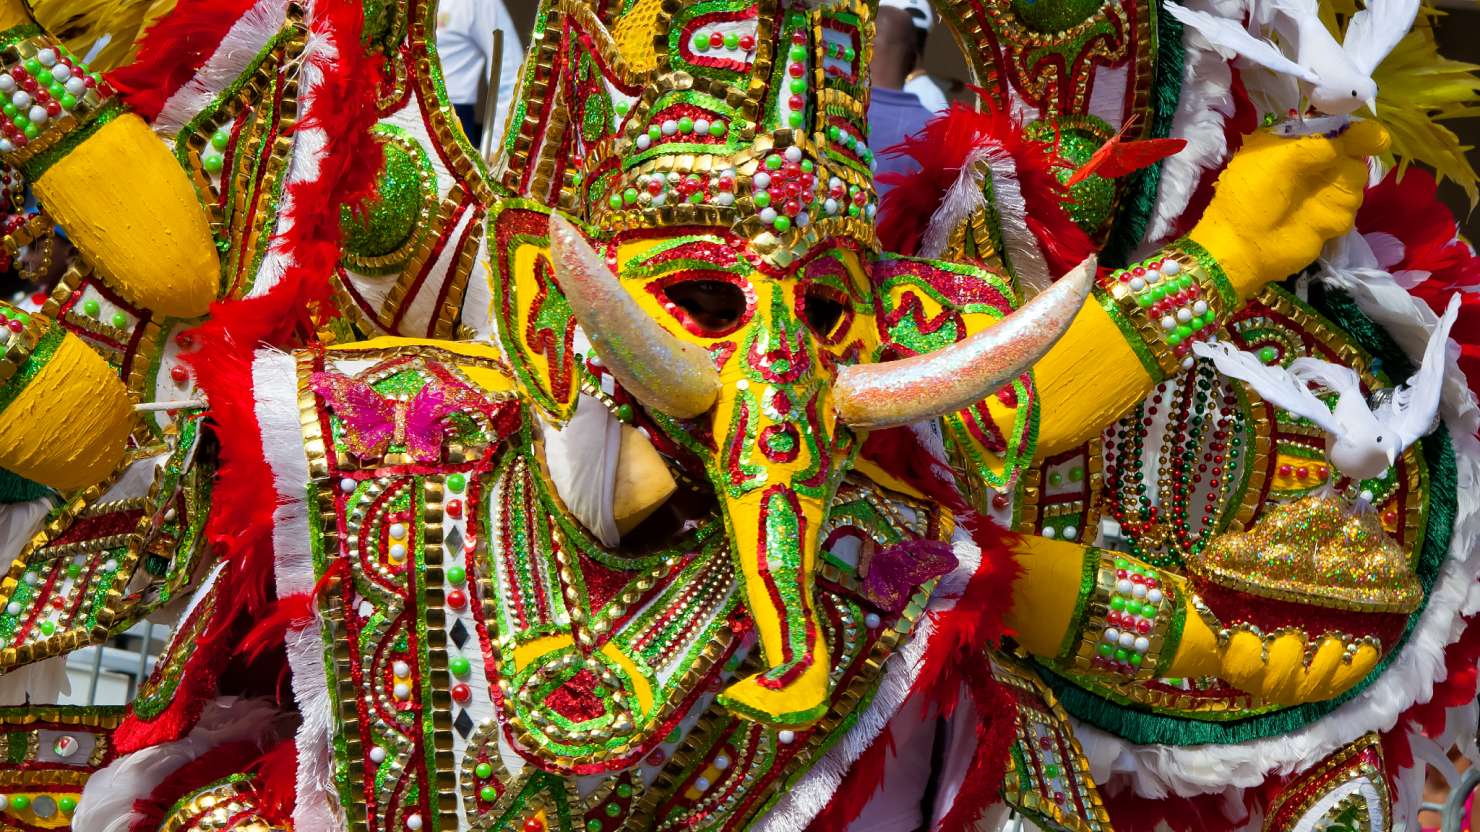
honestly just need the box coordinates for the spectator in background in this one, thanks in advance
[882,0,949,113]
[436,0,525,147]
[868,0,936,197]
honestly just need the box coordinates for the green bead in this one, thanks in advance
[801,160,815,173]
[605,803,621,817]
[9,795,28,811]
[2,104,14,118]
[622,187,639,205]
[772,215,791,233]
[844,46,856,60]
[1258,346,1277,363]
[647,126,661,141]
[827,125,841,141]
[1045,764,1061,778]
[82,298,99,317]
[616,783,633,798]
[110,312,126,328]
[1069,467,1084,482]
[480,785,497,802]
[211,129,230,150]
[723,33,739,49]
[708,120,725,137]
[1129,652,1144,666]
[615,403,634,422]
[447,566,467,584]
[449,656,471,676]
[1174,325,1192,339]
[1110,596,1126,611]
[766,155,782,170]
[47,83,62,99]
[23,59,39,75]
[847,204,860,217]
[688,191,703,204]
[787,111,803,128]
[1114,648,1129,662]
[693,35,709,52]
[38,621,54,635]
[1141,601,1157,617]
[789,78,806,94]
[66,562,81,578]
[752,191,771,208]
[58,797,75,814]
[1166,333,1183,347]
[60,92,76,109]
[677,116,693,133]
[608,194,622,210]
[1114,558,1129,569]
[475,762,494,778]
[614,100,630,115]
[789,45,807,61]
[1048,472,1063,486]
[587,822,602,832]
[447,473,467,492]
[202,153,223,173]
[1098,642,1112,656]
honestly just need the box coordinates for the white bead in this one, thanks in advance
[1131,583,1147,598]
[1118,632,1135,648]
[1134,636,1150,652]
[1042,526,1057,539]
[667,171,681,183]
[358,600,373,617]
[759,207,777,223]
[50,64,69,82]
[784,146,803,162]
[390,543,407,560]
[393,683,410,699]
[735,379,748,390]
[393,661,410,676]
[661,119,678,135]
[1062,525,1077,540]
[714,755,731,770]
[866,204,876,219]
[752,172,771,189]
[1129,277,1146,291]
[1147,588,1164,604]
[164,508,177,521]
[1360,489,1374,502]
[369,746,386,763]
[1162,260,1181,275]
[830,176,844,189]
[1160,316,1176,330]
[694,118,710,134]
[11,91,29,108]
[22,573,36,585]
[64,76,84,96]
[824,197,839,215]
[635,134,651,150]
[406,814,423,830]
[1193,300,1209,315]
[1144,269,1161,284]
[777,730,795,744]
[1176,308,1193,323]
[714,192,734,206]
[0,75,13,92]
[35,49,55,67]
[864,612,881,628]
[649,193,666,207]
[1182,357,1195,370]
[1103,628,1120,643]
[1116,579,1133,594]
[0,139,14,153]
[340,477,356,493]
[104,560,117,571]
[695,777,711,791]
[390,523,407,539]
[5,603,18,615]
[796,212,810,227]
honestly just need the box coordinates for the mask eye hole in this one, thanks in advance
[660,278,749,336]
[800,285,850,342]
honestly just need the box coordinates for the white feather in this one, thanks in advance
[1165,3,1320,83]
[154,0,288,134]
[1343,0,1420,75]
[1375,293,1459,448]
[1191,340,1340,431]
[72,698,291,832]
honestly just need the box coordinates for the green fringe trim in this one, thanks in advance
[0,467,48,504]
[1041,285,1460,745]
[1100,4,1183,268]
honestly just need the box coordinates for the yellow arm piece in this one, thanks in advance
[1031,122,1388,459]
[1008,534,1378,705]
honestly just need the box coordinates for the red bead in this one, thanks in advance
[170,366,189,384]
[1136,620,1152,634]
[446,499,462,519]
[1383,511,1398,524]
[739,34,755,49]
[1278,464,1292,476]
[1315,467,1328,479]
[788,62,804,78]
[45,101,59,116]
[451,683,471,703]
[647,178,663,194]
[792,31,807,44]
[447,589,467,609]
[524,819,545,832]
[1296,467,1308,479]
[788,94,804,109]
[1116,569,1127,579]
[783,199,800,217]
[6,319,21,333]
[709,32,724,47]
[29,291,45,305]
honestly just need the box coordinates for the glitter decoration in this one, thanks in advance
[1187,494,1422,613]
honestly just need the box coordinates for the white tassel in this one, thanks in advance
[72,698,291,832]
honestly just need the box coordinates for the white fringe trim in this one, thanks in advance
[154,0,288,134]
[1076,292,1480,815]
[752,529,984,831]
[253,348,343,832]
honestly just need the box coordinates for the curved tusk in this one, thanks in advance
[547,214,721,419]
[834,255,1097,431]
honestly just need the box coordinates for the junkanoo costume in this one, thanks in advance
[0,0,1475,829]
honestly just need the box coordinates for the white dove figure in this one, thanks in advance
[1192,294,1459,482]
[1166,0,1419,116]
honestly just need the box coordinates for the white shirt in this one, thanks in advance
[905,73,950,114]
[435,0,525,127]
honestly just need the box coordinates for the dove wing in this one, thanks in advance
[1342,0,1420,75]
[1166,2,1323,83]
[1376,293,1459,448]
[1193,341,1340,432]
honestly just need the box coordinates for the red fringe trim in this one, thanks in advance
[116,0,384,751]
[107,0,258,120]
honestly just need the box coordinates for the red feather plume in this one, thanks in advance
[107,0,258,120]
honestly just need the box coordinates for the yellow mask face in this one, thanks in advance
[611,226,879,725]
